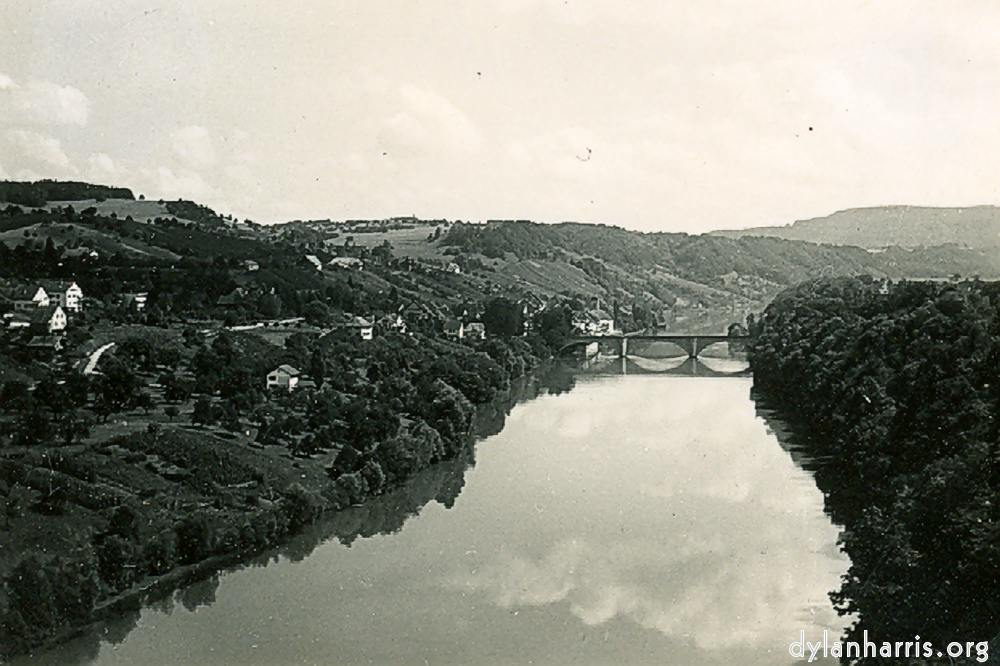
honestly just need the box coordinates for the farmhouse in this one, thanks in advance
[13,285,49,310]
[266,364,301,391]
[39,280,84,312]
[444,318,464,339]
[465,322,486,340]
[30,306,67,334]
[349,316,374,340]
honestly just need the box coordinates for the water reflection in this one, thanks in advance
[446,377,846,661]
[17,368,847,666]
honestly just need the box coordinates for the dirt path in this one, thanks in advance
[83,342,115,374]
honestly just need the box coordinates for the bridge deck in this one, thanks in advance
[561,334,750,359]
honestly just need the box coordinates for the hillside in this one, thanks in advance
[6,180,1000,335]
[713,205,1000,250]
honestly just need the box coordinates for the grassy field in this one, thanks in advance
[0,221,181,260]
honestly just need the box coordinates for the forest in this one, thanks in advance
[750,276,1000,663]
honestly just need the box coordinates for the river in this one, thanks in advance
[18,362,849,665]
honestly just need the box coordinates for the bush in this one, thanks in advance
[97,535,137,592]
[142,529,178,576]
[283,483,325,530]
[175,512,213,565]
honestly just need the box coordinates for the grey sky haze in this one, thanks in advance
[2,1,998,232]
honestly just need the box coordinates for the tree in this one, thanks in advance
[258,293,282,319]
[13,401,54,447]
[92,357,143,422]
[482,297,523,338]
[137,391,157,414]
[309,349,327,389]
[164,405,180,422]
[191,396,215,428]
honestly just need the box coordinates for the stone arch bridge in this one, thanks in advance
[558,334,750,359]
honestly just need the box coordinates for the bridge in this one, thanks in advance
[558,333,750,359]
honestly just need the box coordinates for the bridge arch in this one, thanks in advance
[559,334,749,359]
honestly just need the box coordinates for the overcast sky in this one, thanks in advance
[2,1,999,232]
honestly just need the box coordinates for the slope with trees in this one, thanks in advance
[750,277,1000,662]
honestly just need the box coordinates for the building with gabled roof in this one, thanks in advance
[266,364,301,391]
[30,305,67,334]
[444,318,464,339]
[13,285,49,311]
[465,322,486,340]
[39,280,83,312]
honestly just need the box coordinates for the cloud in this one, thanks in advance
[155,166,216,200]
[86,152,119,182]
[5,79,91,126]
[5,129,75,172]
[381,84,483,157]
[445,378,847,652]
[171,125,216,167]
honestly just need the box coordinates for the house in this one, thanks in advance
[348,316,374,340]
[4,312,32,329]
[217,287,247,307]
[40,280,84,312]
[305,255,323,271]
[120,292,148,311]
[29,306,67,334]
[266,364,301,391]
[573,309,616,336]
[465,322,486,340]
[446,262,462,274]
[329,257,363,269]
[378,313,407,334]
[26,336,64,352]
[13,285,49,311]
[243,260,260,272]
[444,318,464,339]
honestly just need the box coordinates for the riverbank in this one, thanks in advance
[749,276,1000,661]
[0,333,544,659]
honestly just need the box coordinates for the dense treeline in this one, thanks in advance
[0,181,134,207]
[750,276,1000,663]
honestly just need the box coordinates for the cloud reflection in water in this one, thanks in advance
[448,376,847,653]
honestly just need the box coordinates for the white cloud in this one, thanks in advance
[381,84,483,157]
[0,73,14,90]
[154,166,222,204]
[5,129,75,172]
[171,125,216,167]
[86,152,119,181]
[14,80,90,126]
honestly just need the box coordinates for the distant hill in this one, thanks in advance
[712,205,1000,250]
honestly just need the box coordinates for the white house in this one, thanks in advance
[13,286,49,311]
[350,316,374,340]
[30,306,67,334]
[329,257,363,269]
[266,364,301,391]
[465,322,486,340]
[121,292,148,311]
[40,281,84,312]
[573,309,616,336]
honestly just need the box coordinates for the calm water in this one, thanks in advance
[22,368,849,665]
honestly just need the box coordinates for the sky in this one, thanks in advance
[2,1,1000,233]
